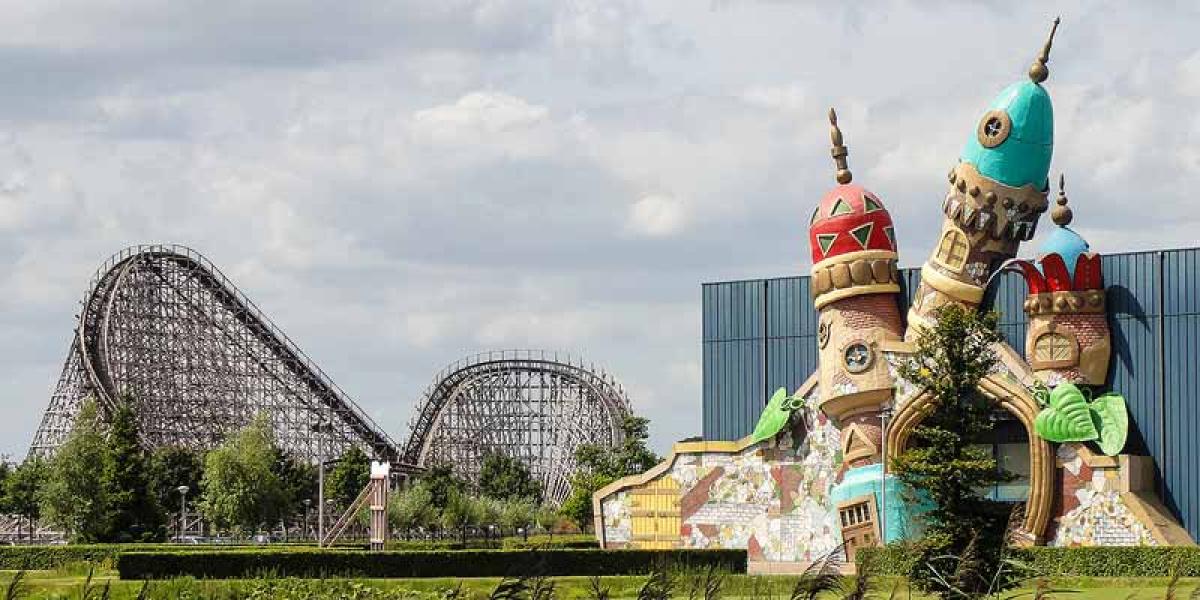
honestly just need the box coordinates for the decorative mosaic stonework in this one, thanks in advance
[1048,444,1155,547]
[599,403,844,562]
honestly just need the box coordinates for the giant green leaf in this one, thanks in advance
[1089,392,1129,456]
[1033,383,1099,442]
[751,387,792,444]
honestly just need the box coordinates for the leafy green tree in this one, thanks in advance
[274,448,317,534]
[890,304,1015,597]
[388,483,436,539]
[101,400,166,542]
[325,446,370,510]
[417,463,464,511]
[198,415,287,534]
[499,497,536,540]
[441,489,482,544]
[149,446,204,518]
[40,400,113,542]
[3,458,46,541]
[478,452,543,503]
[561,415,660,531]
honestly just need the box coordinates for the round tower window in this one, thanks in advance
[844,343,873,373]
[976,110,1012,149]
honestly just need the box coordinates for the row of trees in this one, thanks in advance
[0,400,375,542]
[0,400,660,543]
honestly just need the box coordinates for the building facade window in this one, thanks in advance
[1032,331,1078,369]
[934,229,969,272]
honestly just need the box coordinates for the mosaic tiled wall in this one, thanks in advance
[1048,444,1155,546]
[601,404,845,563]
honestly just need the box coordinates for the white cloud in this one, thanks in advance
[1,1,1198,458]
[626,194,686,237]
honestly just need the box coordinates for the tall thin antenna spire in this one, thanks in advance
[1029,17,1061,84]
[828,107,852,184]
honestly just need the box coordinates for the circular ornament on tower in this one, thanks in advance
[977,109,1012,148]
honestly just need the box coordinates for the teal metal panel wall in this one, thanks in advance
[701,247,1200,541]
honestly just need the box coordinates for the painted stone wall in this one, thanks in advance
[600,403,845,562]
[1048,444,1155,546]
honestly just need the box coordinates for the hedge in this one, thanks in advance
[115,548,748,580]
[0,544,357,570]
[857,545,1200,578]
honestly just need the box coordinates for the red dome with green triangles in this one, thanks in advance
[808,183,897,265]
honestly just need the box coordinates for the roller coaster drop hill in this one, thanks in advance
[30,245,632,504]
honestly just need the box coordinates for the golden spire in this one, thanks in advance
[1029,17,1061,84]
[1051,173,1073,226]
[828,107,852,184]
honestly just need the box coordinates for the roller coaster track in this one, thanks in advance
[29,244,408,467]
[402,350,632,504]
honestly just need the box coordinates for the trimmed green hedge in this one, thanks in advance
[0,544,354,570]
[115,548,748,580]
[857,545,1200,578]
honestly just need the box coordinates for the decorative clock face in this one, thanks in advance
[844,343,873,373]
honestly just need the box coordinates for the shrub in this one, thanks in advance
[115,548,748,580]
[857,544,1200,578]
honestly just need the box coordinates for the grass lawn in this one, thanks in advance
[2,569,1199,599]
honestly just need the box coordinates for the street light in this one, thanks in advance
[303,499,312,540]
[176,485,190,541]
[311,421,333,547]
[879,406,894,545]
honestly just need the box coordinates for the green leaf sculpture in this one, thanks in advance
[1089,392,1129,456]
[751,387,802,444]
[1033,382,1100,443]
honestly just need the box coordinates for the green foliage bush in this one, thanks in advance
[114,548,748,580]
[858,544,1200,578]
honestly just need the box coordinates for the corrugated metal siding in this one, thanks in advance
[701,247,1200,542]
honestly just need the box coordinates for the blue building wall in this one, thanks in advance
[701,247,1200,541]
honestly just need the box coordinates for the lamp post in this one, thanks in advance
[303,499,312,540]
[311,421,332,547]
[176,485,190,541]
[879,406,893,545]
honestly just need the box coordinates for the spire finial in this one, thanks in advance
[1029,17,1061,84]
[828,107,852,184]
[1051,173,1073,226]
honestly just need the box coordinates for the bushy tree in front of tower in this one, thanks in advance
[100,399,167,541]
[561,415,659,532]
[39,400,114,542]
[890,304,1016,597]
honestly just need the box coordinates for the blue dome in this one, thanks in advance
[961,81,1054,190]
[1039,225,1089,278]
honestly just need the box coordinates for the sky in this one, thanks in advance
[1,0,1198,458]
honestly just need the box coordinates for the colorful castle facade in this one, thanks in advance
[592,20,1193,570]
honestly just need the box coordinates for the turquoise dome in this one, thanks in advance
[1039,225,1089,278]
[961,80,1054,190]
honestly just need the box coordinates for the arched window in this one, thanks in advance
[934,229,970,272]
[1032,331,1078,369]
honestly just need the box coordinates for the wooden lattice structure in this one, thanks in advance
[29,244,409,468]
[402,350,632,505]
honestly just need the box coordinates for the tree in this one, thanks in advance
[149,446,204,526]
[478,452,543,503]
[890,304,1015,597]
[4,458,46,541]
[389,483,436,539]
[561,415,660,531]
[40,400,113,542]
[198,415,287,534]
[440,489,482,544]
[417,463,464,511]
[274,448,317,535]
[498,497,536,540]
[101,400,166,542]
[325,446,370,510]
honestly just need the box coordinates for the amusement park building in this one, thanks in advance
[700,247,1200,542]
[594,20,1198,564]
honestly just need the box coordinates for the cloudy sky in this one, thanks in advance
[1,0,1198,458]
